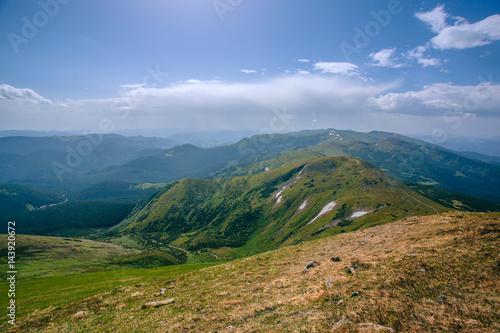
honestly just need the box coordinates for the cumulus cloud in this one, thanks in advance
[415,5,448,33]
[0,84,52,104]
[416,5,500,50]
[372,82,500,117]
[297,59,310,63]
[406,45,442,67]
[313,62,360,76]
[431,14,500,50]
[240,69,257,74]
[369,48,403,68]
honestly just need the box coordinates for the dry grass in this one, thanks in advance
[6,212,500,332]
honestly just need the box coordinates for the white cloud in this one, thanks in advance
[417,57,441,67]
[416,5,500,50]
[3,78,499,136]
[313,62,360,76]
[0,76,396,132]
[0,84,52,104]
[415,5,448,33]
[369,48,403,68]
[297,59,310,63]
[406,45,442,67]
[431,14,500,50]
[296,70,310,75]
[240,69,257,74]
[372,82,500,117]
[119,83,144,89]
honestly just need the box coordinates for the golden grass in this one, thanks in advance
[6,212,500,332]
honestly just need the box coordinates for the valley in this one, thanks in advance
[1,129,499,331]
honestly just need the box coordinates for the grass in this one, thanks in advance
[0,235,141,279]
[3,211,499,332]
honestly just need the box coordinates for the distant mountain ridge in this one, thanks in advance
[0,129,499,202]
[89,129,500,201]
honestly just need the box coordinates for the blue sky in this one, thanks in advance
[1,0,499,138]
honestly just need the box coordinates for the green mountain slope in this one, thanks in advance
[111,156,446,257]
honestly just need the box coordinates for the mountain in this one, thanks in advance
[111,156,446,257]
[0,184,64,217]
[2,129,499,202]
[90,129,500,201]
[166,130,256,148]
[415,135,500,157]
[0,134,176,189]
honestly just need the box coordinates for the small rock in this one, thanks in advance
[131,292,143,297]
[73,311,88,317]
[325,277,334,290]
[301,261,319,274]
[163,280,176,285]
[143,298,175,308]
[227,325,234,329]
[344,266,356,275]
[359,323,394,332]
[331,256,341,262]
[160,288,167,295]
[350,291,360,297]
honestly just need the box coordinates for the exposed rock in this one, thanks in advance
[324,277,334,290]
[163,280,176,285]
[359,322,395,332]
[301,261,319,274]
[73,311,88,317]
[143,298,175,308]
[160,288,167,295]
[131,292,144,297]
[344,266,356,275]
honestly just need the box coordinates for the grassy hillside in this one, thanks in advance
[112,156,446,258]
[4,212,498,332]
[0,184,64,217]
[0,235,141,279]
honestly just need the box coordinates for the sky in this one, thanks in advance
[0,0,500,139]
